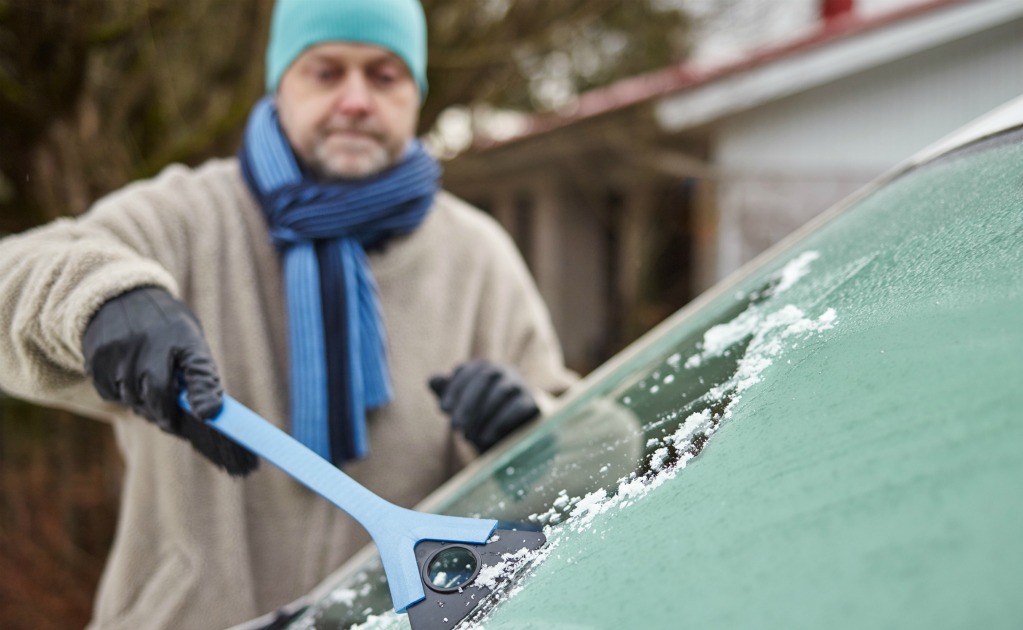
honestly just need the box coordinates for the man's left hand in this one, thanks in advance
[429,360,540,452]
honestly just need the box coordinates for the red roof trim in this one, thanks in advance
[472,0,967,150]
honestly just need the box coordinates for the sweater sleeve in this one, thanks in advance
[0,165,201,416]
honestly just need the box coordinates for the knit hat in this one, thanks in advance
[265,0,428,98]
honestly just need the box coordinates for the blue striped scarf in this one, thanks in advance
[239,96,440,465]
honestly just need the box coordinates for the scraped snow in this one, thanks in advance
[467,250,838,625]
[320,251,839,630]
[325,581,373,607]
[686,252,830,370]
[671,409,712,448]
[473,546,534,590]
[774,251,820,294]
[686,308,760,367]
[649,447,669,471]
[348,610,407,630]
[529,251,836,530]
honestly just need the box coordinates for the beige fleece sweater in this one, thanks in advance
[0,158,575,629]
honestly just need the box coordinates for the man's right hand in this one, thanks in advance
[82,286,258,476]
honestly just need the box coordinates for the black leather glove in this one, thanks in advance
[82,286,258,476]
[429,359,540,452]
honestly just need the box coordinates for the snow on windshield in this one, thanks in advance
[290,580,401,630]
[458,250,837,627]
[299,251,838,630]
[338,611,406,629]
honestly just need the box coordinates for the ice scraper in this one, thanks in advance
[182,393,544,629]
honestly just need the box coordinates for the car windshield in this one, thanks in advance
[285,125,1023,629]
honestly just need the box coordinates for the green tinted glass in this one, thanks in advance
[473,131,1023,628]
[295,131,1023,629]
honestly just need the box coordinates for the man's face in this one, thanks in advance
[276,42,420,180]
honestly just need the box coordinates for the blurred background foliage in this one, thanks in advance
[0,0,691,231]
[0,1,691,627]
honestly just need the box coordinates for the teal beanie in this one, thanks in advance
[266,0,428,98]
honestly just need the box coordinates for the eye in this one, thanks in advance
[317,68,342,82]
[369,61,409,89]
[308,63,342,84]
[370,68,398,87]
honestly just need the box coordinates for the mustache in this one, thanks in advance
[320,119,384,140]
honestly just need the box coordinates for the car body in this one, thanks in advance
[239,95,1023,630]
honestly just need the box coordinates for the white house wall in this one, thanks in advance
[711,15,1023,279]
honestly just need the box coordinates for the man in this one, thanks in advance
[0,0,575,627]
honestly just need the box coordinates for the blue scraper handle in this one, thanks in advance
[181,393,497,612]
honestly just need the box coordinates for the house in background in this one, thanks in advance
[442,0,1023,373]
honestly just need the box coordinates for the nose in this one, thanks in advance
[333,72,372,117]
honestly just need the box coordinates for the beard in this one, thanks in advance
[308,121,396,180]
